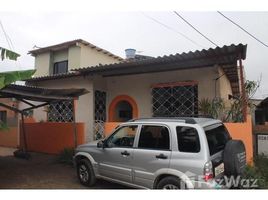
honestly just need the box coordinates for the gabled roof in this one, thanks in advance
[26,43,247,96]
[28,39,123,61]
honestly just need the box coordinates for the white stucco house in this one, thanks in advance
[25,39,247,142]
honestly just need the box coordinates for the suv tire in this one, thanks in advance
[223,140,246,177]
[156,176,183,189]
[76,159,96,186]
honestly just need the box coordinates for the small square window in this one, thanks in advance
[53,60,68,75]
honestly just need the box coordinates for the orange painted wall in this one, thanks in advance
[224,115,253,164]
[104,122,120,137]
[21,122,85,154]
[0,127,18,148]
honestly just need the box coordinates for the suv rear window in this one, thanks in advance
[176,126,200,153]
[204,124,231,155]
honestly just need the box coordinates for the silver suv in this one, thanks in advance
[74,117,246,189]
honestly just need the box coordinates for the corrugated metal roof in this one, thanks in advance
[26,43,247,95]
[0,84,88,102]
[28,39,124,61]
[26,72,80,82]
[74,43,246,74]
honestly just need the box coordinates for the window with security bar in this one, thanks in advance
[152,83,198,117]
[94,90,107,122]
[94,90,107,140]
[47,100,74,122]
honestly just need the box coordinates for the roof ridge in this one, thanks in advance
[28,39,123,61]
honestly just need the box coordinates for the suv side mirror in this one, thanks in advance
[97,140,105,148]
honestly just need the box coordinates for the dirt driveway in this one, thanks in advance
[0,147,128,189]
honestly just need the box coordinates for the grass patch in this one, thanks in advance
[244,154,268,189]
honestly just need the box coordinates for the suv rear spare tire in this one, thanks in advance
[223,140,246,177]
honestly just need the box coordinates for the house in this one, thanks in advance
[25,39,247,143]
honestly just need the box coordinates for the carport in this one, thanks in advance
[0,84,88,156]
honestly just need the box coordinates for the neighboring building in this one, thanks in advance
[25,40,247,142]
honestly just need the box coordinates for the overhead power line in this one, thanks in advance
[0,20,13,50]
[141,12,205,48]
[173,11,218,47]
[217,11,268,48]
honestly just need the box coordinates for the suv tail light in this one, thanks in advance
[203,161,213,182]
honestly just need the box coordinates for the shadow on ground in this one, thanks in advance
[0,149,129,189]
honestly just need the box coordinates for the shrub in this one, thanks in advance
[243,154,268,189]
[58,148,75,165]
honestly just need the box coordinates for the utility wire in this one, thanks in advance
[173,11,218,47]
[141,12,205,48]
[0,20,13,50]
[0,20,21,69]
[217,11,268,48]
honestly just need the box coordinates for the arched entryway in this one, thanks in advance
[108,95,138,122]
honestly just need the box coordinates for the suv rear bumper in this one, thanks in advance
[191,179,228,189]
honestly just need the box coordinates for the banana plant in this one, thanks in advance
[0,47,36,89]
[0,46,20,61]
[0,69,36,89]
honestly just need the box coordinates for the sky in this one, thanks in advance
[0,11,268,98]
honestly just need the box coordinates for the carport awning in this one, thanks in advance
[0,84,88,151]
[0,84,88,114]
[0,84,88,102]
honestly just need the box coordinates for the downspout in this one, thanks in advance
[239,55,247,122]
[72,99,78,148]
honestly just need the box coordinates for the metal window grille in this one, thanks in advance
[94,90,106,121]
[48,100,74,122]
[152,84,198,117]
[94,90,107,140]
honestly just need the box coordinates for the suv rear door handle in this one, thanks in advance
[155,153,168,159]
[121,150,130,156]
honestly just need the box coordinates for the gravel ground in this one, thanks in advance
[0,147,128,189]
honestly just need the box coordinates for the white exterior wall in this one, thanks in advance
[105,67,221,118]
[80,45,120,68]
[53,50,68,63]
[68,46,81,70]
[218,66,233,106]
[34,52,51,77]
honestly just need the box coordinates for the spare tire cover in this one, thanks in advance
[223,140,246,176]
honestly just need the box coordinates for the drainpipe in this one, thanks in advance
[72,99,78,148]
[239,55,247,122]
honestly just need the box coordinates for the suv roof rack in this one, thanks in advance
[128,117,197,124]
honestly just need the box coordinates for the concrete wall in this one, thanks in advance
[68,46,81,70]
[105,66,221,118]
[80,44,119,68]
[22,122,85,154]
[53,49,68,63]
[225,115,253,164]
[34,52,51,77]
[30,76,94,142]
[218,66,233,106]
